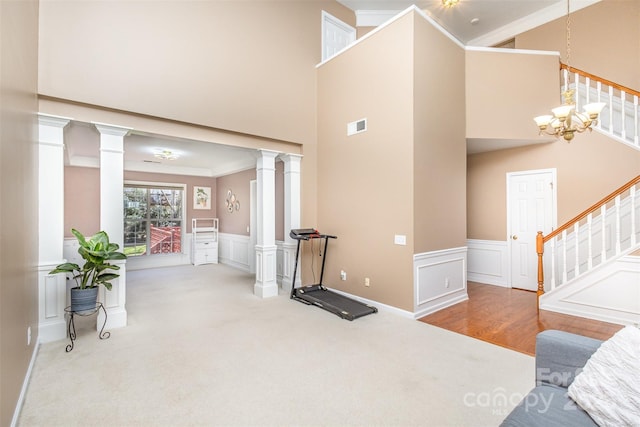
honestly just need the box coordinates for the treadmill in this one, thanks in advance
[289,228,378,321]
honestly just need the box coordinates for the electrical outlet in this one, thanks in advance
[364,277,370,287]
[27,326,31,346]
[340,270,347,281]
[445,277,450,288]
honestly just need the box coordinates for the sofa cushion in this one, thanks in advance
[568,325,640,427]
[500,384,597,427]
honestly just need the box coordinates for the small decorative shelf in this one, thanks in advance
[191,218,219,265]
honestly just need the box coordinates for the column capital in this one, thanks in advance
[256,149,279,170]
[280,153,303,174]
[93,122,132,137]
[38,113,72,128]
[278,153,303,162]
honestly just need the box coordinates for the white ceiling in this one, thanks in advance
[64,121,258,178]
[64,1,601,176]
[338,0,599,46]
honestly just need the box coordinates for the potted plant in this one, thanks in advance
[50,229,127,312]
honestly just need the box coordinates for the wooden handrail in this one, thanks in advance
[544,174,640,243]
[536,174,640,302]
[560,63,640,98]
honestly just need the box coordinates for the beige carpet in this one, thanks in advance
[18,263,534,426]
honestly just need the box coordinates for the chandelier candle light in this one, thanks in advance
[534,0,605,142]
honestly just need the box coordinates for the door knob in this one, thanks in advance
[511,235,518,240]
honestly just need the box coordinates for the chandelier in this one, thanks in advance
[442,0,459,7]
[533,0,605,142]
[154,150,179,160]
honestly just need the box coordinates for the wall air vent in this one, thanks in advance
[347,118,367,136]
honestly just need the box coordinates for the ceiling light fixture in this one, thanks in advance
[533,0,605,142]
[154,150,179,161]
[442,0,459,8]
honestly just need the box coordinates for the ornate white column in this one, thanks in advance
[94,122,131,329]
[254,150,279,298]
[279,153,303,292]
[37,114,71,343]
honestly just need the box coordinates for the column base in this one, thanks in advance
[38,319,67,343]
[254,244,278,298]
[97,306,127,330]
[254,282,279,298]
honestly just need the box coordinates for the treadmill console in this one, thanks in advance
[290,228,320,240]
[289,228,337,240]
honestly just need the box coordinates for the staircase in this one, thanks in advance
[534,67,640,325]
[562,64,640,151]
[536,175,640,325]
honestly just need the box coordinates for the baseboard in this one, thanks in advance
[413,293,469,319]
[328,287,415,319]
[11,338,40,427]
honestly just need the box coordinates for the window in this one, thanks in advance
[123,184,184,257]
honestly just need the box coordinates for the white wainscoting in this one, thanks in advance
[467,239,509,287]
[540,255,640,325]
[414,247,468,318]
[218,233,251,271]
[218,233,284,286]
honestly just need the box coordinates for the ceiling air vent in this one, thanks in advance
[347,118,367,136]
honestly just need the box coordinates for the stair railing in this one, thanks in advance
[561,63,640,149]
[536,174,640,300]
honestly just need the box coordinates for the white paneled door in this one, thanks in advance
[321,11,355,62]
[507,170,556,291]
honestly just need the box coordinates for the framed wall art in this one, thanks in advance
[194,186,211,210]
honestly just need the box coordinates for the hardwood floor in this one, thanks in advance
[418,282,623,356]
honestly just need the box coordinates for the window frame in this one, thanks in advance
[124,180,187,257]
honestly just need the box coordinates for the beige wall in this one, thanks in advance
[516,0,640,90]
[65,167,100,236]
[38,0,353,146]
[468,0,640,241]
[316,11,466,310]
[465,49,559,140]
[414,13,467,254]
[0,0,39,424]
[318,13,417,311]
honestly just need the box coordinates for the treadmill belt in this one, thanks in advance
[294,287,377,321]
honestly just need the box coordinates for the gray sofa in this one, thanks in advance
[501,330,602,426]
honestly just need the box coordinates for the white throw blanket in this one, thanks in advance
[568,325,640,427]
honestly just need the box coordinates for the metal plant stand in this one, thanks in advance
[64,303,110,352]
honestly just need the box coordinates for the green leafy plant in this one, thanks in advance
[49,229,127,290]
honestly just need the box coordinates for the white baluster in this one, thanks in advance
[550,238,557,290]
[563,68,569,94]
[621,91,627,140]
[587,213,593,270]
[601,204,607,264]
[596,81,603,132]
[631,185,637,247]
[585,77,591,104]
[615,195,621,255]
[574,72,580,111]
[574,223,580,278]
[634,95,639,147]
[562,230,568,284]
[608,86,614,134]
